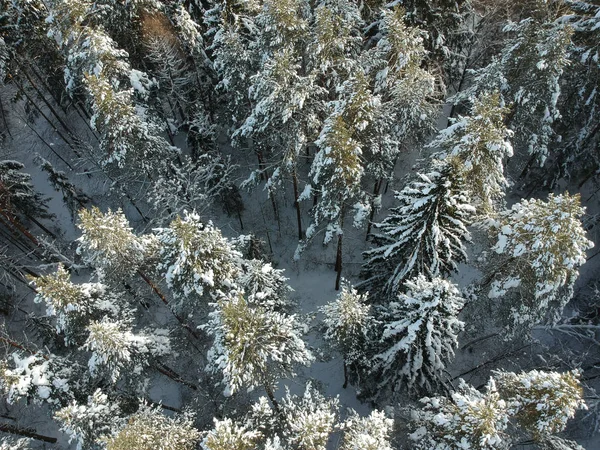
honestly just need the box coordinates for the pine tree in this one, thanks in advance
[83,318,170,383]
[393,0,473,85]
[454,16,572,168]
[495,370,586,440]
[485,193,593,332]
[31,264,117,346]
[201,418,261,450]
[373,276,465,396]
[204,293,313,401]
[102,404,201,450]
[280,382,339,450]
[410,378,510,450]
[156,211,241,304]
[0,352,74,407]
[429,91,513,212]
[360,160,474,299]
[239,259,293,311]
[340,410,394,450]
[77,207,156,280]
[320,281,372,387]
[54,389,120,450]
[554,0,600,184]
[37,156,90,218]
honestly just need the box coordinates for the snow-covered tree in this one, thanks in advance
[0,352,73,407]
[429,91,513,212]
[455,18,572,168]
[340,409,394,450]
[54,389,120,450]
[374,276,465,396]
[83,318,170,383]
[239,259,293,311]
[495,370,586,440]
[77,207,156,279]
[485,193,593,332]
[320,281,372,387]
[204,293,313,401]
[410,378,510,450]
[102,404,201,450]
[298,74,375,287]
[201,417,261,450]
[37,156,90,218]
[0,160,51,221]
[280,382,339,450]
[554,0,600,183]
[309,0,363,85]
[394,0,473,85]
[156,211,241,304]
[149,154,236,224]
[31,265,119,345]
[360,160,474,299]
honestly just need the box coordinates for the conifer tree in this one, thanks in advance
[373,276,465,396]
[77,207,156,280]
[0,160,51,221]
[54,389,120,450]
[455,17,572,168]
[156,211,241,305]
[360,160,474,299]
[340,410,394,450]
[83,318,170,383]
[495,370,586,441]
[32,264,117,346]
[280,382,339,450]
[320,282,372,387]
[485,193,593,333]
[429,91,513,212]
[201,417,261,450]
[102,404,201,450]
[410,378,510,450]
[239,259,293,311]
[204,293,313,402]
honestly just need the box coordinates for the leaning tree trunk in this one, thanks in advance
[0,423,57,443]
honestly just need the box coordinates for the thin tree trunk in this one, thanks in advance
[0,336,48,360]
[0,95,12,139]
[136,270,202,344]
[292,170,303,240]
[366,178,382,240]
[0,423,57,443]
[263,382,280,413]
[155,362,198,390]
[335,233,343,291]
[342,361,348,389]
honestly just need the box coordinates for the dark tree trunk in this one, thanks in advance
[335,233,343,291]
[366,178,383,240]
[0,423,57,443]
[292,170,303,240]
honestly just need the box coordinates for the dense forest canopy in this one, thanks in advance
[1,0,600,448]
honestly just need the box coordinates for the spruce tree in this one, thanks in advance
[340,410,394,450]
[373,276,465,396]
[360,160,474,299]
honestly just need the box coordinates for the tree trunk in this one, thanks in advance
[366,178,383,240]
[263,382,280,414]
[335,233,343,291]
[292,170,303,240]
[0,423,57,443]
[343,361,348,389]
